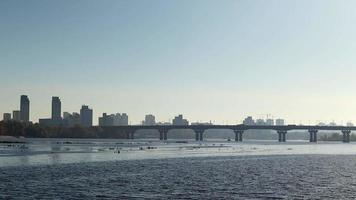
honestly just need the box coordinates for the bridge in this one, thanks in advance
[97,124,356,143]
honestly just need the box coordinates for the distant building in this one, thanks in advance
[112,114,120,125]
[243,116,255,125]
[318,122,326,126]
[255,119,265,125]
[99,113,114,126]
[266,119,274,126]
[3,113,11,121]
[143,114,156,126]
[80,105,93,127]
[172,115,189,125]
[98,113,129,126]
[52,97,62,120]
[347,122,354,127]
[63,112,71,119]
[191,121,213,125]
[156,122,172,125]
[63,112,81,127]
[275,119,285,126]
[39,96,64,127]
[112,113,129,126]
[329,121,337,126]
[121,113,128,125]
[13,110,21,121]
[20,95,30,122]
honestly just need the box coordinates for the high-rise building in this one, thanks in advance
[275,119,285,126]
[20,95,30,122]
[113,113,121,125]
[99,113,114,126]
[172,115,189,125]
[52,97,62,120]
[39,96,64,127]
[144,114,156,125]
[13,110,21,121]
[121,113,128,125]
[112,113,129,125]
[80,105,93,127]
[3,113,11,121]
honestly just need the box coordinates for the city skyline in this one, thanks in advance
[2,1,356,124]
[3,1,356,199]
[3,95,356,126]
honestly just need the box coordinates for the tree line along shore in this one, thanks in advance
[0,120,124,139]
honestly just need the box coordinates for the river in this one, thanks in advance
[1,139,356,199]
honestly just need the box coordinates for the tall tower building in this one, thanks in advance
[20,95,30,122]
[52,97,62,120]
[80,105,93,127]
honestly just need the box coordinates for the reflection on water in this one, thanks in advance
[1,138,356,167]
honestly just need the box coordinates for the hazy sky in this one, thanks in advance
[1,0,356,125]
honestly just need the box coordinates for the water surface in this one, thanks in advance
[2,139,356,199]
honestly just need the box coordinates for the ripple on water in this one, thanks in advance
[1,155,356,199]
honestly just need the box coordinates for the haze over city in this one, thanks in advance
[4,1,356,199]
[2,0,356,124]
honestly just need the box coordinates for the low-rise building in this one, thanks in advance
[12,110,21,121]
[243,116,255,125]
[275,119,285,126]
[3,113,11,121]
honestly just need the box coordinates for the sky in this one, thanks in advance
[1,0,356,125]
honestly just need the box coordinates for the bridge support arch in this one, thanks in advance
[308,129,318,143]
[342,130,351,143]
[277,130,287,142]
[234,130,244,142]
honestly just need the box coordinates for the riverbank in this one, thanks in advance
[0,136,26,143]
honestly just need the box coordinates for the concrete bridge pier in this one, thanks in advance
[159,129,168,141]
[342,130,351,143]
[308,130,318,142]
[277,130,287,142]
[164,130,168,140]
[195,130,205,141]
[126,131,134,140]
[234,130,244,142]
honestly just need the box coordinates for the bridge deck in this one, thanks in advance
[94,124,356,131]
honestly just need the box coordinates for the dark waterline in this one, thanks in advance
[1,155,356,199]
